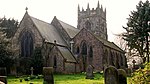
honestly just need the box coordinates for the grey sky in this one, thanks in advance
[0,0,147,42]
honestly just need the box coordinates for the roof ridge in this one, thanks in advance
[84,29,123,52]
[58,19,77,29]
[30,16,51,25]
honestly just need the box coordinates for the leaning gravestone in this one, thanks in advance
[43,67,54,84]
[0,67,7,84]
[104,66,118,84]
[86,65,94,79]
[118,69,127,84]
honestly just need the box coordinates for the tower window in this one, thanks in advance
[85,20,91,30]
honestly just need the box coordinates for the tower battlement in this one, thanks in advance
[78,3,106,19]
[77,1,108,40]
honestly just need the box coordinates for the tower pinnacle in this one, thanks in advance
[78,4,80,12]
[97,1,100,8]
[87,3,90,9]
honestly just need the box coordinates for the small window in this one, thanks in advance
[81,42,87,55]
[89,46,93,58]
[85,20,91,30]
[54,56,57,68]
[76,46,80,54]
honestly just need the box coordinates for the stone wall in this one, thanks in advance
[12,12,43,58]
[65,63,76,73]
[73,28,103,71]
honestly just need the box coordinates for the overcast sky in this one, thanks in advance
[0,0,147,42]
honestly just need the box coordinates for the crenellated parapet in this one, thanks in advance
[77,1,107,40]
[78,1,106,19]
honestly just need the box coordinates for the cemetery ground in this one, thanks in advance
[7,72,132,84]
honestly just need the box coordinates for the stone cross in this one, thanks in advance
[86,65,94,79]
[30,67,34,76]
[104,66,119,84]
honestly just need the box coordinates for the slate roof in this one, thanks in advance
[79,28,123,52]
[95,35,123,52]
[57,46,76,62]
[30,17,67,46]
[29,16,77,63]
[58,20,80,38]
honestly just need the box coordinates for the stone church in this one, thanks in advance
[12,2,127,74]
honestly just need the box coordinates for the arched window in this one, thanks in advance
[103,50,108,64]
[89,46,93,58]
[54,55,57,68]
[76,46,80,54]
[85,20,91,30]
[21,32,33,57]
[81,42,87,55]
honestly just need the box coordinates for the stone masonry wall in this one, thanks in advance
[12,12,43,58]
[73,28,104,72]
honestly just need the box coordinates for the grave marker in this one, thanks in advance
[86,65,94,79]
[43,67,54,84]
[118,69,127,84]
[104,66,118,84]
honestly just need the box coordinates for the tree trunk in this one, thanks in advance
[146,34,149,62]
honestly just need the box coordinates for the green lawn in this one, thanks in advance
[7,73,131,84]
[8,73,104,84]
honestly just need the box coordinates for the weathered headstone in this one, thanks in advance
[86,65,94,79]
[104,66,118,84]
[118,69,127,84]
[43,67,54,84]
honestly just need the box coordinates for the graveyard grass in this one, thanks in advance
[8,73,105,84]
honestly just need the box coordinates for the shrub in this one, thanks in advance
[131,63,150,83]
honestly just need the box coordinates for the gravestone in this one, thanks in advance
[118,69,127,84]
[104,66,118,84]
[43,67,54,84]
[86,65,94,79]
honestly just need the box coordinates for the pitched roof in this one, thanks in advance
[30,17,67,46]
[57,46,76,62]
[94,34,123,52]
[76,28,123,52]
[58,20,80,38]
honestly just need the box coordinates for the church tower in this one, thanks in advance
[77,1,108,40]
